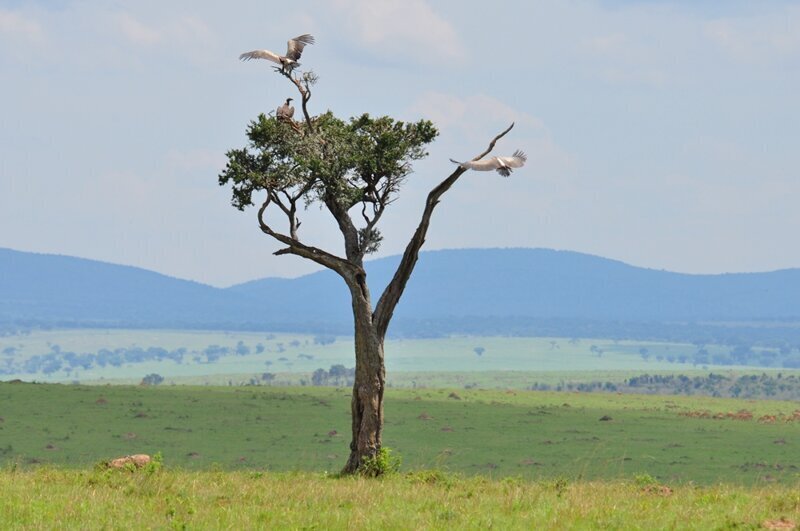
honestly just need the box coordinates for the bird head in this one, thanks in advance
[286,98,294,103]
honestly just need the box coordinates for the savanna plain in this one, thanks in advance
[2,330,800,529]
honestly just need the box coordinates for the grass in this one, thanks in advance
[1,468,799,529]
[2,383,799,485]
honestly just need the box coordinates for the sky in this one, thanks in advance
[1,0,799,287]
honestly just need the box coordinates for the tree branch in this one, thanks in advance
[277,69,314,132]
[324,195,363,266]
[372,123,515,338]
[258,196,352,275]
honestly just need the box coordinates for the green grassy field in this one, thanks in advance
[0,328,747,383]
[2,383,799,486]
[2,468,799,529]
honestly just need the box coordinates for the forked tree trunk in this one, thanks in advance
[341,275,386,474]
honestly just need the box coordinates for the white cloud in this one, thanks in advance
[331,0,464,65]
[586,32,629,54]
[113,12,214,53]
[409,92,543,133]
[705,7,800,64]
[116,12,160,46]
[165,148,226,173]
[0,9,45,49]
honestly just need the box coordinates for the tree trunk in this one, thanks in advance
[341,274,385,474]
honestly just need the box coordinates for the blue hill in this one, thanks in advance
[229,248,800,323]
[2,247,800,336]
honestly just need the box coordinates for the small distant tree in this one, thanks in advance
[311,368,329,386]
[235,340,250,356]
[220,64,518,474]
[313,334,336,346]
[473,346,485,357]
[141,373,164,386]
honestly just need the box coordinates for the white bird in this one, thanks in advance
[239,34,315,72]
[450,150,527,177]
[277,98,294,121]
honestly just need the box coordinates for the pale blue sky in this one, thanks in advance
[1,0,798,286]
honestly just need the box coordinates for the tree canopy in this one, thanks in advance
[219,110,438,263]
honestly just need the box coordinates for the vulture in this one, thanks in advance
[277,98,294,121]
[450,150,527,177]
[239,34,315,72]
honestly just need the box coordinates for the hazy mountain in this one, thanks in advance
[0,248,242,327]
[2,247,800,336]
[231,248,800,323]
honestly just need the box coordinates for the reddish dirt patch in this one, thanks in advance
[108,454,151,469]
[327,430,338,437]
[441,426,454,432]
[642,485,673,496]
[681,409,800,424]
[448,392,461,400]
[417,412,433,420]
[762,518,796,530]
[95,398,108,405]
[122,432,137,440]
[187,452,201,459]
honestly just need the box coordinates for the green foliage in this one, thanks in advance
[634,473,658,486]
[219,112,438,211]
[359,446,402,477]
[145,451,163,475]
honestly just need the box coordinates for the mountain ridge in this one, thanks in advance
[2,247,800,336]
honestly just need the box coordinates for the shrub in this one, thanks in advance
[359,447,401,477]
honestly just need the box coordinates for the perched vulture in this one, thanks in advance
[277,98,294,121]
[450,150,527,177]
[239,34,315,72]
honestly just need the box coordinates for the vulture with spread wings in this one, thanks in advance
[450,150,527,177]
[239,34,315,72]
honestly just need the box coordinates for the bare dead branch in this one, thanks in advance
[473,122,514,160]
[275,69,314,132]
[372,123,515,338]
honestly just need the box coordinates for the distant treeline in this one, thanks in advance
[527,372,800,400]
[0,336,337,377]
[246,367,800,401]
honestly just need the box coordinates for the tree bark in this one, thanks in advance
[339,123,516,474]
[341,272,386,474]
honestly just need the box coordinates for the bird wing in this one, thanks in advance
[286,34,315,60]
[496,150,527,169]
[239,49,281,64]
[459,157,502,171]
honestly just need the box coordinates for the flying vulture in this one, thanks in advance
[277,98,294,121]
[450,150,527,177]
[239,34,315,72]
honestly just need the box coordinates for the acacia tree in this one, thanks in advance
[219,68,514,474]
